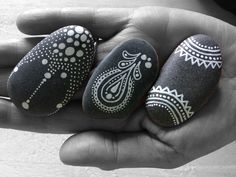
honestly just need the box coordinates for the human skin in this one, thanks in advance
[0,6,235,170]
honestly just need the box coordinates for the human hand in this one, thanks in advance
[1,6,236,169]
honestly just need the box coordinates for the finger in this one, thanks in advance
[59,131,186,170]
[0,98,143,133]
[0,37,44,68]
[16,8,132,39]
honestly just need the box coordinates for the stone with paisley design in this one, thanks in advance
[83,39,159,119]
[146,34,222,127]
[7,25,96,116]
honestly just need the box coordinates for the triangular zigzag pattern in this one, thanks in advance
[150,86,194,118]
[174,46,222,69]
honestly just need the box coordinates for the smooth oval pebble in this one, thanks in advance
[83,39,159,119]
[146,34,222,127]
[7,25,96,116]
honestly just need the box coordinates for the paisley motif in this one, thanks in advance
[92,50,152,113]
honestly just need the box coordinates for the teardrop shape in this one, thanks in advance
[83,39,159,119]
[146,34,222,127]
[7,25,96,116]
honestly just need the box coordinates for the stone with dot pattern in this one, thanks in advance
[146,34,222,127]
[7,25,96,116]
[83,39,159,119]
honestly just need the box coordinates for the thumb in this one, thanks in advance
[59,131,185,170]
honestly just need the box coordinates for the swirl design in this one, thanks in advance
[92,50,152,113]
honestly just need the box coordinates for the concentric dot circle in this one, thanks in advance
[60,72,67,78]
[53,49,59,53]
[66,38,73,43]
[70,57,76,62]
[22,102,29,109]
[80,34,87,42]
[75,26,84,34]
[67,30,75,36]
[65,47,75,56]
[58,43,66,49]
[76,50,84,57]
[42,59,48,65]
[74,41,80,46]
[44,72,51,79]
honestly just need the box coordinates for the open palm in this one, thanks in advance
[0,6,235,169]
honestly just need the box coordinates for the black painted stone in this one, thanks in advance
[83,39,159,119]
[146,34,222,127]
[7,25,96,116]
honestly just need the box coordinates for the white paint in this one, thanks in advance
[145,62,152,68]
[75,26,84,34]
[146,86,194,125]
[44,72,51,79]
[67,30,74,36]
[76,50,84,57]
[74,41,80,46]
[53,49,59,53]
[56,103,63,109]
[65,47,75,56]
[60,72,67,78]
[66,38,73,43]
[141,54,147,60]
[58,43,66,49]
[13,66,18,72]
[41,59,48,65]
[80,34,87,42]
[22,102,29,109]
[70,57,76,62]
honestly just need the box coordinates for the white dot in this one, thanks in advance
[75,34,80,38]
[56,103,63,109]
[106,94,112,99]
[145,62,152,68]
[22,102,29,109]
[67,30,75,36]
[67,38,73,43]
[59,52,63,56]
[43,78,47,82]
[65,47,75,56]
[42,59,48,65]
[63,29,68,32]
[74,41,80,46]
[14,67,18,72]
[70,57,76,62]
[141,54,147,60]
[82,44,86,48]
[75,26,84,34]
[64,58,68,61]
[53,49,59,53]
[60,72,67,78]
[76,50,84,57]
[58,43,66,49]
[44,72,51,79]
[80,34,87,42]
[53,43,57,47]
